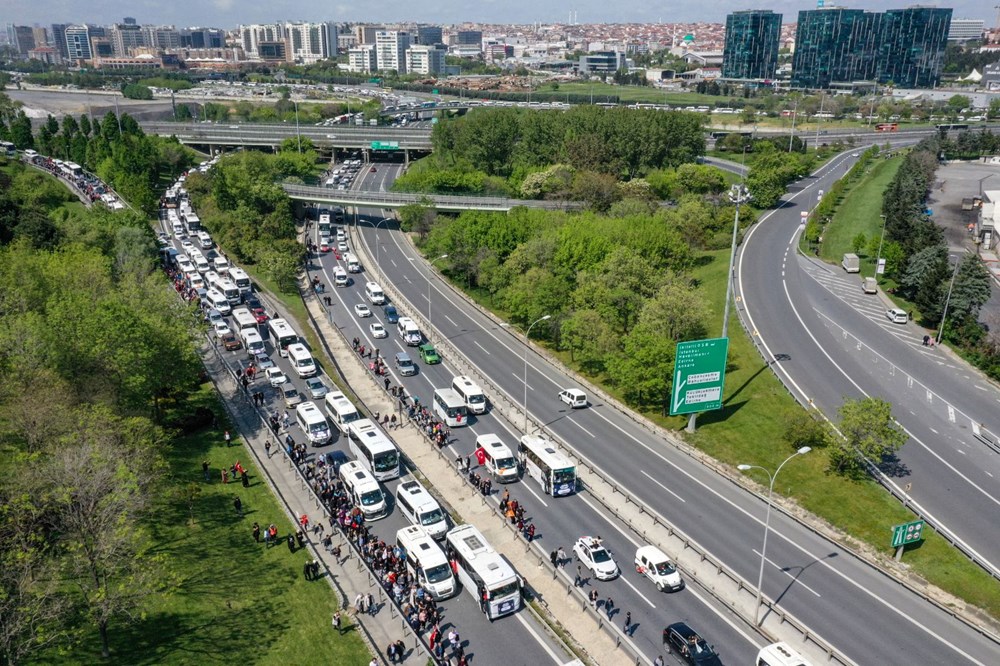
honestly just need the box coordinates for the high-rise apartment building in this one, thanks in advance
[375,30,411,74]
[64,25,92,61]
[109,22,146,56]
[182,28,224,49]
[792,6,951,89]
[13,26,36,55]
[948,18,985,42]
[415,25,443,45]
[722,9,781,80]
[51,24,69,58]
[284,22,337,63]
[348,44,377,73]
[355,26,381,45]
[406,44,446,74]
[143,26,182,50]
[240,24,286,60]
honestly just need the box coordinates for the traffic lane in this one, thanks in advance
[313,254,765,666]
[359,219,1000,664]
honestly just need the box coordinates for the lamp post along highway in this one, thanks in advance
[875,214,887,284]
[738,446,811,627]
[936,256,961,346]
[293,99,302,154]
[687,182,751,433]
[523,315,551,436]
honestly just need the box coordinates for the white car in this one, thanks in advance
[354,304,372,318]
[635,545,684,592]
[370,322,388,338]
[266,367,288,387]
[255,354,275,370]
[573,537,619,581]
[337,241,348,252]
[180,238,194,251]
[213,321,232,338]
[558,388,588,409]
[886,307,908,324]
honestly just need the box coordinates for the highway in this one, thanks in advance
[283,182,582,212]
[312,164,765,665]
[736,148,1000,576]
[142,121,434,151]
[320,165,1000,664]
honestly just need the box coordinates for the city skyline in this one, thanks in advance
[4,0,994,29]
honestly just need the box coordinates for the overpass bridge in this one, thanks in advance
[281,183,581,213]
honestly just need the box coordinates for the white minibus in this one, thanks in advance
[193,255,211,275]
[395,478,448,539]
[476,434,519,483]
[205,288,231,315]
[296,401,332,445]
[287,343,317,378]
[396,526,456,600]
[197,230,213,249]
[217,278,241,306]
[445,524,522,620]
[339,461,387,521]
[433,388,468,427]
[345,253,361,273]
[334,266,348,287]
[365,282,386,305]
[347,419,400,481]
[241,329,266,357]
[518,435,576,497]
[231,307,258,332]
[267,318,298,357]
[452,376,487,415]
[756,642,812,666]
[213,256,230,275]
[324,390,362,435]
[228,266,252,294]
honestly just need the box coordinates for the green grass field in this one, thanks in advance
[819,156,903,269]
[34,384,371,665]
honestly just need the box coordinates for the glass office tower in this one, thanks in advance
[722,9,782,80]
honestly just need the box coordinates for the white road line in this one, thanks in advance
[578,496,641,550]
[474,341,492,355]
[752,549,822,598]
[565,417,596,438]
[444,314,459,327]
[514,613,566,664]
[640,471,686,503]
[513,373,535,391]
[519,481,550,508]
[618,574,657,609]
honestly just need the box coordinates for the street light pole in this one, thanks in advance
[738,446,812,627]
[293,99,302,154]
[936,256,961,346]
[875,214,887,284]
[523,315,551,435]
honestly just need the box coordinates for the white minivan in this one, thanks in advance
[339,461,386,520]
[395,478,449,539]
[476,434,519,483]
[365,282,386,305]
[452,376,487,414]
[395,525,456,600]
[205,288,231,315]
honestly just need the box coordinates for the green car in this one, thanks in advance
[419,343,441,364]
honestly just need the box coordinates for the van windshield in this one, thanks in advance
[424,563,452,584]
[420,508,445,526]
[360,490,383,506]
[468,394,486,405]
[495,457,517,472]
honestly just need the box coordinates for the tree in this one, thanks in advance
[559,309,619,373]
[947,94,971,113]
[851,232,866,255]
[9,110,33,149]
[783,411,832,451]
[398,200,437,239]
[899,245,947,300]
[832,397,909,476]
[944,254,991,325]
[989,98,1000,120]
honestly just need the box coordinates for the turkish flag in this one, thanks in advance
[475,448,486,466]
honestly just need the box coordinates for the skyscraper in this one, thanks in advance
[375,30,411,74]
[722,10,781,80]
[877,7,952,88]
[50,24,69,58]
[64,25,92,61]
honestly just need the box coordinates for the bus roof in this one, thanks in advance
[325,390,357,413]
[348,419,395,453]
[519,435,574,469]
[446,524,517,587]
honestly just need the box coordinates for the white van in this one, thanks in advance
[228,266,251,294]
[185,272,205,290]
[296,401,332,445]
[231,307,258,332]
[197,231,213,249]
[241,329,266,357]
[287,343,317,378]
[324,390,362,434]
[396,525,456,600]
[395,478,449,539]
[334,266,348,287]
[172,220,185,237]
[365,282,386,305]
[345,253,361,273]
[476,434,519,483]
[213,256,230,275]
[205,288,231,315]
[217,278,241,306]
[193,255,211,275]
[397,317,421,346]
[339,461,387,520]
[452,376,487,414]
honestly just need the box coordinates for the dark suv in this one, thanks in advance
[663,622,722,666]
[383,304,399,324]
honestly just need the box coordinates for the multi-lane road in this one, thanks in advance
[315,161,1000,665]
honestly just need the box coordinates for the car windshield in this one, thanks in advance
[424,563,452,584]
[655,561,676,576]
[360,490,383,506]
[592,549,612,563]
[420,508,445,526]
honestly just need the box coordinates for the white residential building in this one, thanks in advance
[348,44,377,73]
[406,44,446,75]
[285,22,337,63]
[240,23,286,60]
[375,30,411,74]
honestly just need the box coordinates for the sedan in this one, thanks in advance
[573,537,619,581]
[370,166,377,173]
[319,237,331,253]
[337,241,349,253]
[662,622,722,666]
[213,321,232,338]
[282,385,303,408]
[370,322,388,338]
[180,238,194,251]
[266,367,288,387]
[245,297,268,323]
[255,354,275,371]
[221,333,242,351]
[354,304,372,318]
[304,376,329,399]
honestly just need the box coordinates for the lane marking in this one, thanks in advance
[474,341,492,355]
[752,549,822,598]
[640,471,686,503]
[565,417,596,438]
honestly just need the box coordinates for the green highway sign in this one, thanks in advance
[891,520,924,549]
[670,337,729,416]
[370,141,400,151]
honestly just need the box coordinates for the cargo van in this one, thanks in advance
[862,277,877,294]
[395,525,456,600]
[842,253,860,273]
[452,376,487,414]
[339,461,386,520]
[365,282,386,305]
[287,343,317,378]
[395,478,449,539]
[476,434,519,483]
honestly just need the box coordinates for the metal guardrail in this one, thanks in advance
[347,223,854,666]
[283,183,583,212]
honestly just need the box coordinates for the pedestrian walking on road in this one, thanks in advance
[202,460,210,481]
[265,440,272,458]
[654,655,664,666]
[589,589,599,609]
[623,611,632,635]
[366,592,376,616]
[574,564,583,587]
[550,550,558,567]
[233,496,243,518]
[605,596,615,618]
[557,546,566,566]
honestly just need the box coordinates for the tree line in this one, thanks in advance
[0,158,203,663]
[394,106,706,204]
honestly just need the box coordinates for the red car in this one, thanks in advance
[319,238,331,252]
[370,166,377,173]
[245,297,269,324]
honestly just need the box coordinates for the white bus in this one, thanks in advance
[228,266,252,294]
[324,390,362,434]
[396,526,456,600]
[217,278,241,306]
[296,401,332,445]
[518,435,576,496]
[339,461,387,521]
[231,307,258,332]
[445,524,522,620]
[347,419,400,481]
[756,643,812,666]
[476,434,519,483]
[287,343,317,378]
[452,375,487,415]
[433,388,468,428]
[267,318,298,357]
[345,252,362,273]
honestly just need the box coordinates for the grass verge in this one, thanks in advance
[30,383,371,664]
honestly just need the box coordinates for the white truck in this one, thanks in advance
[842,253,860,273]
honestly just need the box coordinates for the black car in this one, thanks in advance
[383,304,399,324]
[663,622,722,666]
